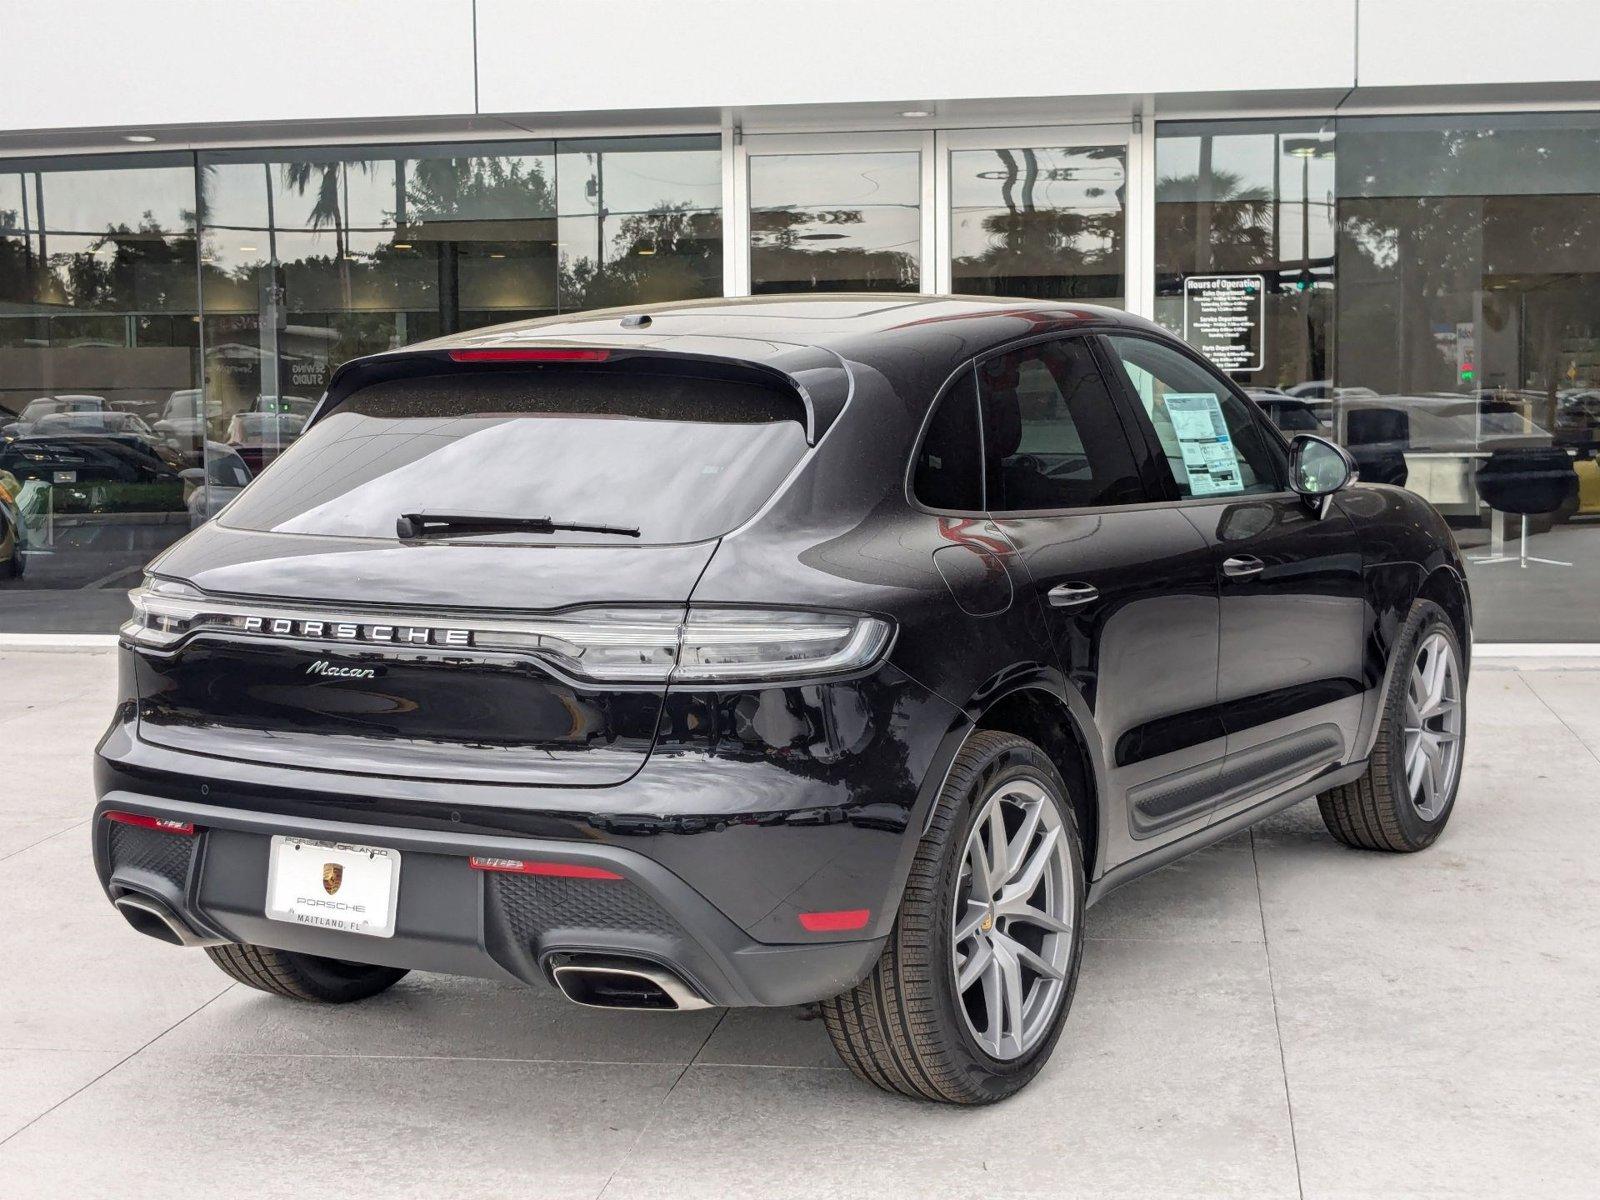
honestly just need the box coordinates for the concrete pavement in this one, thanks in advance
[1,649,1596,1198]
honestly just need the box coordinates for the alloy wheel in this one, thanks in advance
[1403,631,1463,821]
[951,778,1075,1061]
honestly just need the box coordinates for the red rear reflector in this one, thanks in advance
[468,856,622,880]
[448,348,610,363]
[798,908,871,932]
[103,810,196,836]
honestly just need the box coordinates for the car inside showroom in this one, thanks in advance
[2,1,1599,1197]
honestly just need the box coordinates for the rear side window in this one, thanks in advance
[219,369,809,544]
[977,338,1147,512]
[912,374,983,511]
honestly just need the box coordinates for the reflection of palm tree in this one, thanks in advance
[1154,169,1273,273]
[952,148,1126,300]
[560,201,721,308]
[284,160,371,310]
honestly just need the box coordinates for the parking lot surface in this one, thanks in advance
[1,649,1595,1198]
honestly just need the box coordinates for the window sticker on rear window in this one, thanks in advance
[1164,393,1244,496]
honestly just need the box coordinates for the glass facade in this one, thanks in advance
[951,144,1126,304]
[5,113,1600,641]
[0,136,721,630]
[1156,113,1600,642]
[749,150,922,293]
[0,154,200,631]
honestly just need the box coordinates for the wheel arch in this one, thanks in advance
[971,684,1102,881]
[1417,564,1472,673]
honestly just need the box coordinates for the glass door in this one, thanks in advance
[935,125,1139,309]
[735,131,935,296]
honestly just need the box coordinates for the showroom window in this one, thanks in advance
[950,144,1127,304]
[748,148,923,293]
[0,153,200,632]
[1154,119,1335,393]
[1158,113,1600,641]
[0,136,721,633]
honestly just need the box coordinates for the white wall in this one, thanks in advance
[475,0,1358,114]
[2,0,1600,138]
[1357,0,1600,88]
[0,0,476,131]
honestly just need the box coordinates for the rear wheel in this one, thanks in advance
[1320,599,1466,851]
[821,730,1085,1104]
[205,942,408,1003]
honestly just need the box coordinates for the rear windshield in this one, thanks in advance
[218,369,809,545]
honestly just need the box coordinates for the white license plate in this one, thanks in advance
[264,836,401,938]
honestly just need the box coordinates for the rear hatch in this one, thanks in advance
[129,351,824,786]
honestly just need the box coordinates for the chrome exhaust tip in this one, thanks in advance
[113,892,224,949]
[550,957,712,1011]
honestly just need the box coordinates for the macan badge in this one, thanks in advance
[322,863,344,895]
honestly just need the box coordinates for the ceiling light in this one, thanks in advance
[237,245,257,253]
[392,242,412,250]
[123,134,157,143]
[489,252,506,259]
[899,109,932,118]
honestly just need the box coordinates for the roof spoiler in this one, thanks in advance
[310,337,853,445]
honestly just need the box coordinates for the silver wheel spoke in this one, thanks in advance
[992,938,1026,1050]
[998,823,1060,907]
[979,956,1005,1051]
[957,936,993,992]
[999,905,1072,935]
[953,900,988,944]
[951,778,1076,1061]
[1005,801,1044,877]
[984,803,1008,895]
[1400,632,1463,822]
[993,930,1065,981]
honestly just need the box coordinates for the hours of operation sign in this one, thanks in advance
[1182,275,1265,373]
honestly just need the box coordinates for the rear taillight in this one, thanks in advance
[103,810,196,836]
[122,575,207,649]
[120,578,895,685]
[469,856,623,880]
[472,606,894,684]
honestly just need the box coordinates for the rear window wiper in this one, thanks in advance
[396,512,641,540]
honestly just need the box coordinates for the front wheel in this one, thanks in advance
[821,730,1085,1104]
[1320,598,1466,851]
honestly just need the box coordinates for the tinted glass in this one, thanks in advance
[194,135,722,521]
[0,153,200,631]
[913,373,983,510]
[749,151,921,293]
[1154,120,1335,389]
[977,338,1146,511]
[1104,334,1285,498]
[951,145,1126,304]
[219,370,807,545]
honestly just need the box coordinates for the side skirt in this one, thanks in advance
[1085,758,1368,907]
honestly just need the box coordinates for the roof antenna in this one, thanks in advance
[620,314,651,329]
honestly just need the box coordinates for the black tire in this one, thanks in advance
[821,730,1086,1104]
[205,942,408,1003]
[1319,598,1466,852]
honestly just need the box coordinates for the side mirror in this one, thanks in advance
[1289,435,1357,506]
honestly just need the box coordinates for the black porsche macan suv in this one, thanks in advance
[94,296,1470,1104]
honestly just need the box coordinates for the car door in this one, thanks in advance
[975,334,1226,873]
[1100,333,1367,825]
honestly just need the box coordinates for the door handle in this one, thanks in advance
[1222,555,1266,580]
[1047,582,1100,610]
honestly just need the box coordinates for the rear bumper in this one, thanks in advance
[92,795,887,1008]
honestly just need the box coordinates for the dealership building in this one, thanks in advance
[2,0,1598,644]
